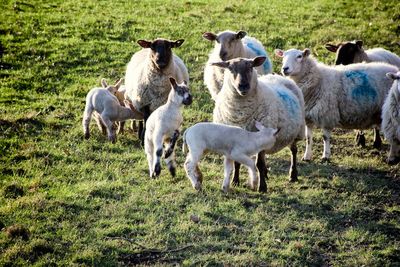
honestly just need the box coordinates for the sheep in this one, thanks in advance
[183,121,279,193]
[203,30,272,101]
[212,56,305,192]
[82,79,143,143]
[275,48,398,161]
[325,40,400,148]
[381,71,400,165]
[144,77,192,178]
[124,38,189,144]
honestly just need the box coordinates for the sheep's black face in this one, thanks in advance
[228,59,254,96]
[335,42,359,65]
[137,39,184,70]
[176,85,192,106]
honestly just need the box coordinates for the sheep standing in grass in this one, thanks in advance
[212,56,305,192]
[382,71,400,165]
[125,38,189,143]
[203,30,272,100]
[183,121,279,193]
[145,77,192,178]
[275,48,398,161]
[82,79,143,143]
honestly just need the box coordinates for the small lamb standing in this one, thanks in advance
[82,79,143,143]
[145,77,192,178]
[275,48,398,161]
[381,71,400,165]
[124,38,189,143]
[203,30,272,100]
[183,121,279,193]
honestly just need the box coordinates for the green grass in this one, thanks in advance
[1,0,400,265]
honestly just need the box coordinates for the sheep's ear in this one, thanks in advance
[202,32,217,41]
[253,56,266,67]
[137,40,152,48]
[210,61,230,69]
[171,39,184,48]
[169,77,177,88]
[254,121,264,131]
[303,48,311,57]
[115,78,123,89]
[275,49,284,58]
[236,31,247,39]
[273,128,280,136]
[355,40,363,48]
[386,72,400,80]
[101,78,108,88]
[325,44,338,53]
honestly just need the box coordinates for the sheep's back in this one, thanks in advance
[366,48,400,68]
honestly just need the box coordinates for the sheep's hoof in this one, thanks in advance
[154,163,161,176]
[321,157,330,163]
[168,166,176,177]
[355,134,366,147]
[231,178,240,187]
[258,184,267,193]
[373,140,382,150]
[194,183,202,191]
[221,186,229,193]
[289,170,298,182]
[84,133,90,140]
[301,157,311,162]
[387,157,400,165]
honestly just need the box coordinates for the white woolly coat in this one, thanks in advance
[361,48,400,68]
[382,79,400,143]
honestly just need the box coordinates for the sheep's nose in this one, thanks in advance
[282,67,290,75]
[220,51,228,60]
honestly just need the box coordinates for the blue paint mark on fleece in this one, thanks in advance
[344,70,377,104]
[276,89,299,116]
[246,42,271,73]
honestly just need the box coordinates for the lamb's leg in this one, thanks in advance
[387,139,400,165]
[322,128,331,161]
[139,105,151,146]
[82,105,93,139]
[256,150,268,193]
[230,154,258,191]
[289,142,298,182]
[100,114,116,143]
[302,125,313,161]
[222,157,234,193]
[165,130,180,158]
[94,113,107,135]
[184,152,202,190]
[117,121,125,135]
[355,130,366,147]
[373,128,382,149]
[164,149,176,177]
[152,133,163,177]
[144,136,154,177]
[232,162,241,186]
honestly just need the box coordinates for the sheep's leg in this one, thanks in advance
[302,125,313,161]
[387,139,400,165]
[373,128,382,149]
[99,114,116,143]
[256,151,268,193]
[144,137,154,177]
[355,130,366,148]
[131,120,137,131]
[230,154,258,191]
[152,133,164,177]
[117,121,125,135]
[222,157,234,193]
[232,162,241,186]
[139,105,151,146]
[322,128,331,161]
[164,149,176,177]
[165,130,180,158]
[184,152,202,190]
[289,142,298,182]
[82,105,93,139]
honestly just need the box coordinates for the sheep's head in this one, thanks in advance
[137,38,184,70]
[386,71,400,95]
[169,77,192,106]
[275,48,310,77]
[254,120,280,150]
[203,30,247,61]
[211,56,266,96]
[325,40,364,65]
[101,78,123,94]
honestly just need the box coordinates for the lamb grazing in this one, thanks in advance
[275,48,398,161]
[212,56,305,192]
[124,38,189,144]
[381,71,400,165]
[203,30,272,100]
[82,79,143,143]
[144,77,192,178]
[183,121,279,193]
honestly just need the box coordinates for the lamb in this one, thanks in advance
[212,56,305,192]
[82,78,143,143]
[183,121,279,193]
[203,30,272,100]
[144,77,192,178]
[381,71,400,165]
[275,48,398,161]
[124,38,189,143]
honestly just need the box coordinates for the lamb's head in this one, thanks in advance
[275,48,311,77]
[101,78,123,95]
[203,30,247,61]
[168,77,192,106]
[211,56,266,96]
[137,38,184,70]
[386,71,400,95]
[325,40,364,65]
[254,121,280,150]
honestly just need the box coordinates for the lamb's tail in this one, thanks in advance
[182,130,187,154]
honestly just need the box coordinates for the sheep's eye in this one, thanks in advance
[297,55,302,59]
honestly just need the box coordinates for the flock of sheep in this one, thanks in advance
[82,30,400,193]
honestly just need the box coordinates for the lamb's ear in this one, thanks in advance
[253,56,266,67]
[137,40,152,48]
[254,121,265,131]
[303,48,311,57]
[210,61,230,69]
[273,128,280,136]
[325,44,338,53]
[275,49,284,58]
[101,78,108,88]
[169,77,178,88]
[355,40,363,48]
[115,78,123,90]
[202,32,217,41]
[386,72,400,80]
[171,39,184,48]
[236,31,247,39]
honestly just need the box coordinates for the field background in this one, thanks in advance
[1,0,400,266]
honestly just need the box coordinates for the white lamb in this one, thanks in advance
[203,30,272,100]
[275,48,398,161]
[125,38,189,143]
[183,121,279,193]
[82,79,143,143]
[212,56,305,192]
[144,77,192,178]
[381,71,400,165]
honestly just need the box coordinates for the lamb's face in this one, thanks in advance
[255,121,279,150]
[325,41,363,65]
[137,39,184,70]
[203,30,246,61]
[169,77,192,106]
[277,49,310,77]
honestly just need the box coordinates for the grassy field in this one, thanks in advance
[1,0,400,265]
